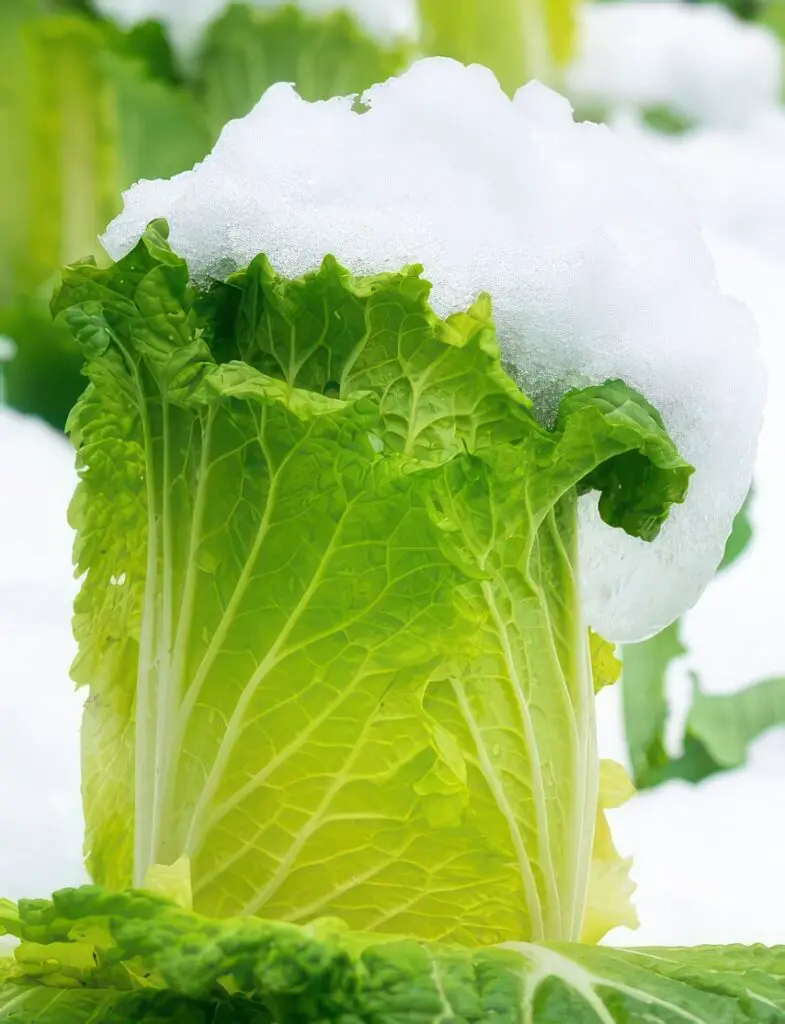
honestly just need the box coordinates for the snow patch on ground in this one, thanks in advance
[0,410,87,900]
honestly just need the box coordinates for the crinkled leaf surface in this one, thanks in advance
[580,759,638,945]
[1,887,784,1023]
[55,222,691,946]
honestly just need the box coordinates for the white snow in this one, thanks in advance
[93,0,419,58]
[567,1,782,128]
[0,410,87,901]
[101,58,764,644]
[560,0,785,948]
[569,2,785,265]
[599,709,785,946]
[597,235,785,947]
[565,2,785,943]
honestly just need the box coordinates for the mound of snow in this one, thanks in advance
[102,58,764,643]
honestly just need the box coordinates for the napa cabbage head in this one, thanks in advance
[58,223,687,945]
[55,59,762,948]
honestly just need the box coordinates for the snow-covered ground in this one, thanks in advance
[0,410,86,900]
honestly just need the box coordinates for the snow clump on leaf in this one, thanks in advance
[102,57,765,643]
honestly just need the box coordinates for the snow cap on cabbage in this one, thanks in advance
[101,57,765,644]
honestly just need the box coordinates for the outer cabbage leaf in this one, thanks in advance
[55,222,691,945]
[1,886,784,1023]
[196,5,409,138]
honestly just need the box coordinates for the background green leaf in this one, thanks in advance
[622,621,686,788]
[621,493,785,789]
[0,3,209,428]
[684,674,785,772]
[196,4,408,136]
[719,491,755,571]
[416,0,577,92]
